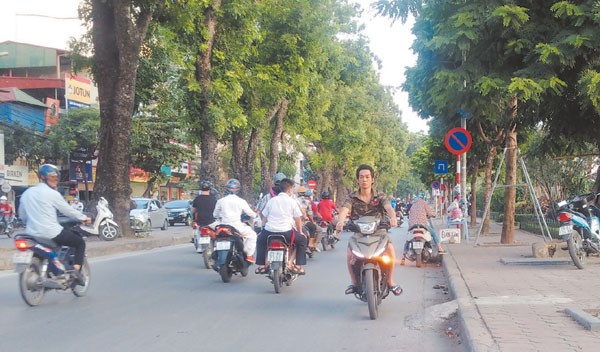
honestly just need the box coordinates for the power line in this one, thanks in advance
[16,13,79,20]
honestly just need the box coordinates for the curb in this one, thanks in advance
[443,247,501,352]
[0,235,191,271]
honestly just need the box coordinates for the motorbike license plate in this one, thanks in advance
[412,241,424,250]
[559,226,572,236]
[267,250,284,262]
[199,236,211,244]
[13,251,33,264]
[215,241,231,251]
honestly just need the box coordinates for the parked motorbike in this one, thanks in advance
[557,193,600,269]
[265,233,299,293]
[405,224,434,268]
[79,197,120,241]
[212,225,250,282]
[318,220,337,251]
[192,222,216,269]
[12,222,91,306]
[346,216,393,320]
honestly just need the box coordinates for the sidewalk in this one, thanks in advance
[438,218,600,352]
[0,226,192,271]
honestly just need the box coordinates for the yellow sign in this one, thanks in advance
[65,73,91,106]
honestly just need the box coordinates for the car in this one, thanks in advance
[164,199,193,226]
[130,198,169,232]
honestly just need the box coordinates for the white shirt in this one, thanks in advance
[213,194,257,226]
[18,182,88,239]
[262,192,302,232]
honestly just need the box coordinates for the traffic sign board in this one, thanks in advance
[444,127,472,155]
[432,181,440,189]
[307,180,317,190]
[434,160,448,174]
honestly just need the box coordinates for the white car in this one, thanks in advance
[130,198,169,232]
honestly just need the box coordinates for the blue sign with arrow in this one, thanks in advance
[434,160,448,174]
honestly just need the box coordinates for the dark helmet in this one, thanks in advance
[321,191,330,199]
[200,180,213,191]
[38,164,59,184]
[273,172,286,184]
[304,189,312,197]
[225,179,241,195]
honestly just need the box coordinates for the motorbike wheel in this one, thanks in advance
[72,259,91,297]
[219,263,232,283]
[273,267,283,294]
[99,223,120,241]
[364,269,379,320]
[19,257,46,306]
[321,236,328,252]
[202,241,215,269]
[567,230,586,269]
[416,251,423,268]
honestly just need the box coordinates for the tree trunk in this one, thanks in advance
[268,98,288,178]
[197,1,222,187]
[91,0,153,237]
[593,139,600,194]
[501,96,518,244]
[481,146,497,234]
[232,128,261,202]
[469,154,479,228]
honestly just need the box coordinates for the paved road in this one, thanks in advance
[0,226,464,352]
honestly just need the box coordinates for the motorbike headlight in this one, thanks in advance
[351,249,365,258]
[357,222,377,234]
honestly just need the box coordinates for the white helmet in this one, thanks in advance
[0,196,6,201]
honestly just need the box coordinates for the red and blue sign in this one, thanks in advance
[444,127,472,155]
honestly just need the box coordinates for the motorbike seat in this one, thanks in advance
[267,233,290,246]
[408,224,428,231]
[15,234,59,249]
[215,224,241,236]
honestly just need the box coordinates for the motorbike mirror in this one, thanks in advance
[346,222,360,233]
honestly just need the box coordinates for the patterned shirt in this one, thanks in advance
[408,198,435,227]
[341,190,390,227]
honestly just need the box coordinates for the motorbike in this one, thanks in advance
[395,211,404,227]
[347,216,393,320]
[12,222,91,306]
[557,193,600,269]
[192,222,216,269]
[79,197,120,241]
[0,214,15,238]
[265,233,299,293]
[405,224,435,268]
[211,224,250,282]
[318,219,337,251]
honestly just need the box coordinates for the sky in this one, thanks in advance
[0,0,428,133]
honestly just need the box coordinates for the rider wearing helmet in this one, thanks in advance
[0,195,14,234]
[213,179,258,263]
[317,190,337,230]
[18,164,92,285]
[192,180,218,227]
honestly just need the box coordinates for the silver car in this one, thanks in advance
[130,198,169,232]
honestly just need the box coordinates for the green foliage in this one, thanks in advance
[492,5,530,29]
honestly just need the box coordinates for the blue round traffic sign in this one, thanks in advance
[432,181,440,190]
[444,127,472,155]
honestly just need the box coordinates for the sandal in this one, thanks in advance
[437,249,447,254]
[345,285,358,295]
[254,266,268,275]
[389,285,403,296]
[290,265,306,275]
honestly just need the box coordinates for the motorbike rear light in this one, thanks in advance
[15,239,32,251]
[200,227,213,235]
[558,212,573,222]
[268,241,286,250]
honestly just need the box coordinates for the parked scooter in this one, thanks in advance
[405,224,435,267]
[346,216,394,320]
[265,233,300,293]
[79,197,120,241]
[212,225,250,282]
[12,222,91,306]
[557,192,600,269]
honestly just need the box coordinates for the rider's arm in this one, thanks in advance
[52,192,88,222]
[383,202,397,227]
[335,206,350,232]
[241,200,257,219]
[425,203,436,218]
[213,199,222,220]
[294,216,305,236]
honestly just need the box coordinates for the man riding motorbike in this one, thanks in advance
[317,190,338,239]
[17,164,92,285]
[0,195,14,234]
[213,179,258,263]
[402,195,444,265]
[254,178,308,275]
[193,180,218,227]
[335,164,402,296]
[297,186,319,252]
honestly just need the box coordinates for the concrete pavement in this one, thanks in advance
[438,218,600,352]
